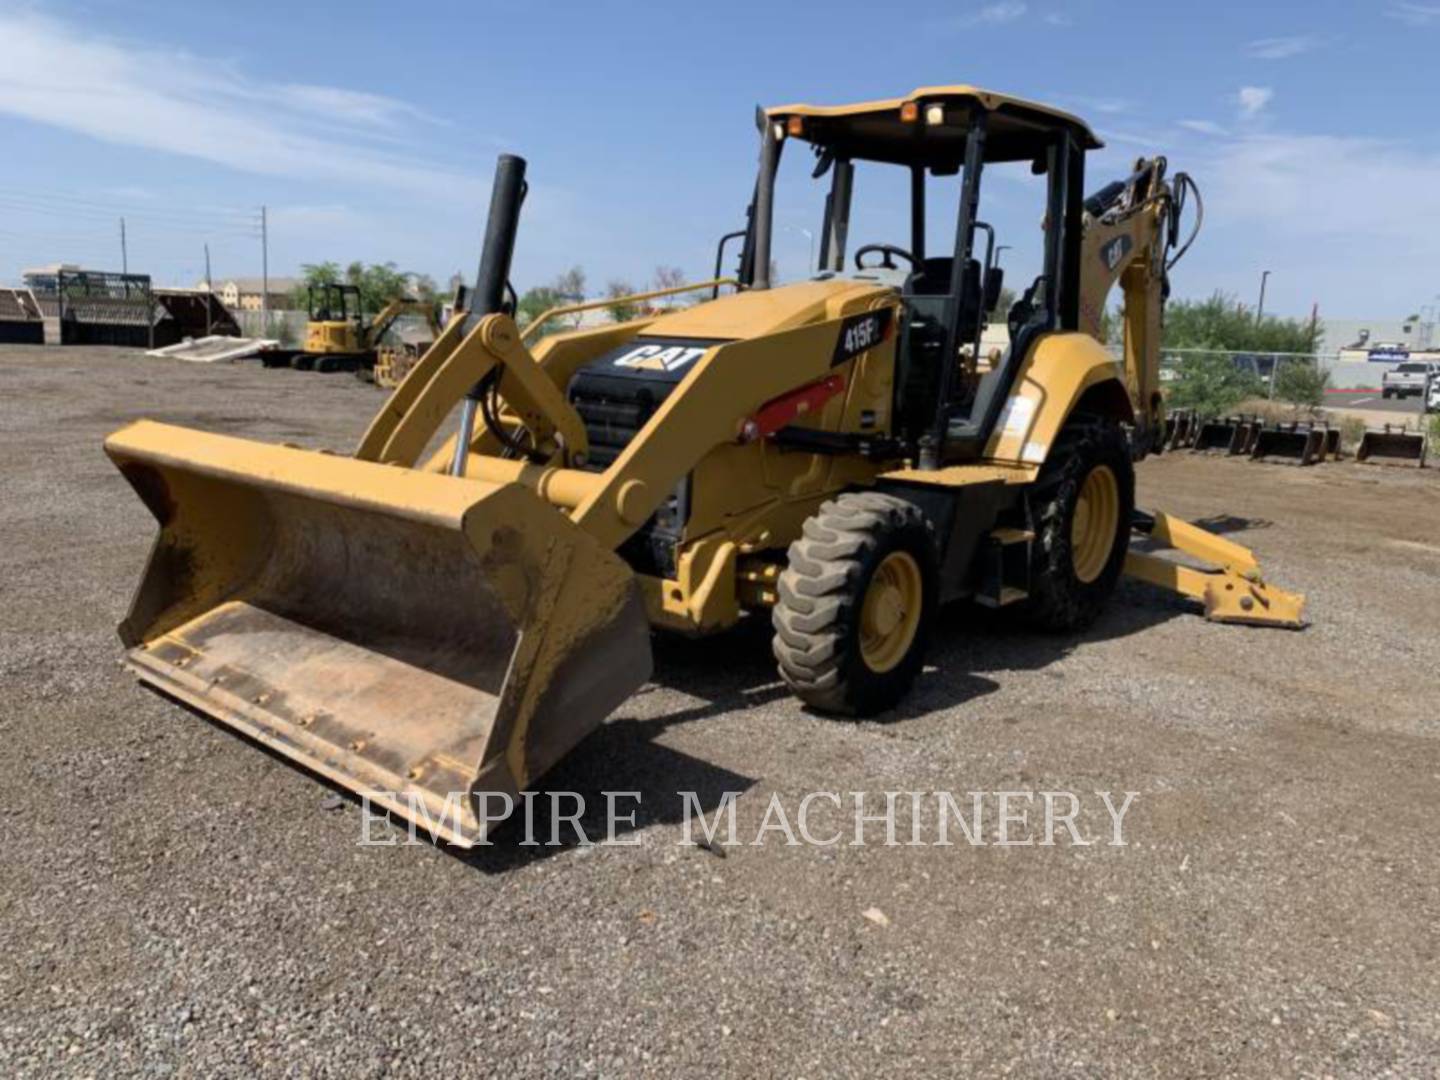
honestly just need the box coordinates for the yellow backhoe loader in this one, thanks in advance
[263,282,441,373]
[106,87,1305,846]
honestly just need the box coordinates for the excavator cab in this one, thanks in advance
[302,283,365,363]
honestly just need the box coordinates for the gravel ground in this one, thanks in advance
[2,345,1438,1078]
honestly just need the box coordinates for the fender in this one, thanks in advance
[983,331,1135,466]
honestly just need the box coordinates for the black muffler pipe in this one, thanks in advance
[453,154,527,477]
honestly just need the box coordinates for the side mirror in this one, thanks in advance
[983,265,1006,314]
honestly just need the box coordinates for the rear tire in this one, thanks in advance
[1019,415,1134,632]
[773,492,938,717]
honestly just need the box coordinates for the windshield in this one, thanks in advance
[752,117,1067,455]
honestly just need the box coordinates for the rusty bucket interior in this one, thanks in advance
[105,420,652,846]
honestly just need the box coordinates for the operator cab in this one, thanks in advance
[740,86,1099,465]
[308,282,364,326]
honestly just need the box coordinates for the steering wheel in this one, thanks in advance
[854,243,919,271]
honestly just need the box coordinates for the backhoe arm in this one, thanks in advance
[1078,158,1200,457]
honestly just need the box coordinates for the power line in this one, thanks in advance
[0,191,259,236]
[0,205,259,243]
[0,186,255,227]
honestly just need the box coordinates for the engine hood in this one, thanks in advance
[640,278,896,342]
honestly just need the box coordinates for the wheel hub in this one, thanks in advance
[1071,464,1120,584]
[859,551,923,673]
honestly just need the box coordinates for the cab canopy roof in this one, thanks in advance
[765,85,1102,170]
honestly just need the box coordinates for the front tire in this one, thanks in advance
[1019,416,1134,632]
[773,493,938,717]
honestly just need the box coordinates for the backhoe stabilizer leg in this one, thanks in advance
[1125,510,1307,628]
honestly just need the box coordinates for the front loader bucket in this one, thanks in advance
[1251,424,1323,466]
[104,420,652,847]
[1356,426,1427,468]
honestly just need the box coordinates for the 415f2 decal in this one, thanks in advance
[831,308,894,367]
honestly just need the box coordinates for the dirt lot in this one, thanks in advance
[2,346,1438,1077]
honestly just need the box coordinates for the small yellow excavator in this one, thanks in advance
[264,282,441,373]
[106,87,1305,845]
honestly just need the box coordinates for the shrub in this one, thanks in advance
[1341,416,1366,455]
[1272,360,1330,412]
[1165,291,1319,353]
[1165,352,1265,419]
[605,280,640,323]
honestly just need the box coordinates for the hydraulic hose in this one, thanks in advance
[1166,172,1203,271]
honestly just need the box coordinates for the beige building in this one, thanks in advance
[196,276,299,312]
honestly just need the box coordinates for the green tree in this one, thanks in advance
[516,285,563,329]
[988,285,1016,322]
[605,279,640,323]
[1164,291,1319,353]
[294,260,432,316]
[344,261,413,314]
[515,267,588,339]
[292,261,341,311]
[1272,360,1330,411]
[554,266,587,303]
[1165,351,1265,419]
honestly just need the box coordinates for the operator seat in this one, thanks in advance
[896,257,984,436]
[903,257,956,297]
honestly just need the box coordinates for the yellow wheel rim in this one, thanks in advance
[1071,464,1120,584]
[859,551,923,674]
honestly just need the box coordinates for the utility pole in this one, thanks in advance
[1257,269,1271,321]
[120,217,128,274]
[204,243,213,336]
[260,205,269,334]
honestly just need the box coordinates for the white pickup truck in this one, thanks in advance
[1381,360,1440,400]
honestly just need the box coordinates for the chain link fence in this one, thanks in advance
[1153,348,1332,400]
[234,309,307,344]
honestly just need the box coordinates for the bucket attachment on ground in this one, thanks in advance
[104,420,653,847]
[1125,510,1307,628]
[1191,415,1241,454]
[1250,422,1325,466]
[1356,425,1427,468]
[1230,416,1263,456]
[1164,409,1197,450]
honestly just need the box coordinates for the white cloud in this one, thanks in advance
[1179,119,1230,137]
[1077,97,1131,115]
[1235,86,1274,119]
[0,12,474,197]
[1177,131,1440,313]
[1200,133,1440,241]
[1244,34,1323,59]
[1387,2,1440,26]
[968,2,1028,24]
[1043,11,1072,25]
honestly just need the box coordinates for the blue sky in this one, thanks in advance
[2,0,1438,318]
